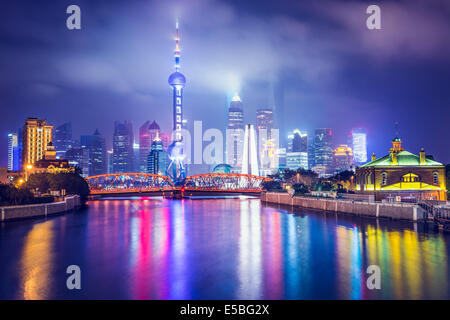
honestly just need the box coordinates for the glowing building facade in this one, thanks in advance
[333,145,353,172]
[22,118,53,169]
[356,137,447,201]
[7,133,19,171]
[313,128,333,175]
[139,120,160,173]
[256,108,277,174]
[352,128,367,165]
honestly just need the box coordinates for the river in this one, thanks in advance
[0,197,449,299]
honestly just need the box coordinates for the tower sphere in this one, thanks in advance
[168,72,186,86]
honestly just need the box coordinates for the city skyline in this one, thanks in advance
[1,0,450,167]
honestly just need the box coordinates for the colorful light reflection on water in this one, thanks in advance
[0,198,449,299]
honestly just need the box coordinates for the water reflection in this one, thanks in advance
[0,198,449,299]
[19,222,55,300]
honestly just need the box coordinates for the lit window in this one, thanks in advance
[433,172,439,184]
[402,173,419,183]
[382,172,387,185]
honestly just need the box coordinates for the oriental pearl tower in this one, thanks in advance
[166,19,186,184]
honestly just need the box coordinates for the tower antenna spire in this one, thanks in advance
[174,18,180,72]
[394,121,399,138]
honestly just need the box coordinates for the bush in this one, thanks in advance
[0,184,36,206]
[26,172,90,204]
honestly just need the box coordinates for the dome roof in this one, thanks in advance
[168,72,186,86]
[212,164,232,173]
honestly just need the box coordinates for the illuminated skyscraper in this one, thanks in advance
[139,120,160,173]
[241,124,259,176]
[112,120,134,173]
[80,129,107,176]
[313,128,333,175]
[167,19,186,183]
[333,145,353,172]
[226,94,244,168]
[7,133,19,171]
[351,128,368,165]
[256,108,277,172]
[54,122,73,159]
[147,135,167,175]
[22,118,53,169]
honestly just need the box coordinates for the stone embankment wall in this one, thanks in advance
[0,195,81,221]
[262,192,425,221]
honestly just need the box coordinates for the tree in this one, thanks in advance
[292,183,308,194]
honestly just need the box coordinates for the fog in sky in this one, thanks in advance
[1,0,449,165]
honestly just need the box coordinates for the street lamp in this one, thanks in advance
[25,164,33,181]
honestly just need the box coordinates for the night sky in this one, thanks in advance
[1,0,449,166]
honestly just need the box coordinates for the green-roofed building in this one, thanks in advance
[355,137,447,202]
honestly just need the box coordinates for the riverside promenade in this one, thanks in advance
[262,192,427,221]
[0,195,81,222]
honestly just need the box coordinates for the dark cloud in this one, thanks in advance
[0,0,449,165]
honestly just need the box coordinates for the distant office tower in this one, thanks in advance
[333,145,353,172]
[107,150,113,174]
[54,122,73,159]
[241,124,259,175]
[139,121,161,173]
[277,148,287,169]
[287,129,308,169]
[286,152,308,171]
[256,108,277,171]
[351,128,368,165]
[160,133,170,151]
[22,118,53,169]
[7,133,19,171]
[112,120,134,173]
[314,128,333,174]
[66,147,90,177]
[288,129,308,152]
[80,129,107,176]
[147,136,167,175]
[226,94,244,168]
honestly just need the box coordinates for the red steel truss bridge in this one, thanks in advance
[86,173,271,197]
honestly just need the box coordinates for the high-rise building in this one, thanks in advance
[112,120,134,173]
[80,129,107,176]
[226,94,244,168]
[54,122,73,159]
[107,150,113,174]
[314,128,333,174]
[241,124,259,176]
[7,133,19,171]
[351,128,368,165]
[66,147,90,177]
[287,129,308,169]
[147,136,167,176]
[286,152,308,171]
[139,121,161,173]
[333,145,354,172]
[22,118,53,169]
[288,129,308,153]
[256,108,277,171]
